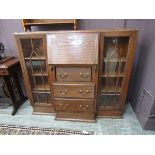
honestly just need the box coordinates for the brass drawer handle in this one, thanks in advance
[63,104,69,109]
[79,89,89,95]
[57,73,67,78]
[58,90,68,95]
[80,104,89,111]
[59,103,69,109]
[80,73,90,78]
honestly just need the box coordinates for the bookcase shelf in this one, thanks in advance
[102,73,124,77]
[33,71,48,76]
[25,57,46,60]
[101,86,122,93]
[103,57,127,62]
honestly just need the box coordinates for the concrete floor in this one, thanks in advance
[0,100,155,134]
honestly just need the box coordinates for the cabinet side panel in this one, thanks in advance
[120,31,138,111]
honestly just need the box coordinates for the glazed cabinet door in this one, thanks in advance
[97,31,137,116]
[15,34,52,107]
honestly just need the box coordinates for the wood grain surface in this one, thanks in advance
[47,32,99,64]
[56,66,92,82]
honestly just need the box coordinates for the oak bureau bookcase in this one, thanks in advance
[14,29,138,122]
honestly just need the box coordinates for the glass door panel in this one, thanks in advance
[99,36,129,107]
[25,60,47,76]
[20,38,45,58]
[20,37,52,105]
[33,92,51,105]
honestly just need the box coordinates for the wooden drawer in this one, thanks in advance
[53,83,95,99]
[0,69,9,75]
[55,98,94,113]
[56,67,91,82]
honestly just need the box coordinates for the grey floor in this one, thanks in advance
[0,100,155,135]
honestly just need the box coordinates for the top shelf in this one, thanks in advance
[24,21,75,26]
[22,19,77,31]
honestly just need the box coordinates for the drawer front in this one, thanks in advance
[53,83,95,99]
[56,67,91,82]
[0,69,8,75]
[55,98,94,113]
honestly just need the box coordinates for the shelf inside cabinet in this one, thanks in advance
[103,57,126,62]
[101,86,122,93]
[33,90,51,93]
[33,71,48,76]
[34,84,50,91]
[25,56,46,60]
[102,73,124,77]
[100,92,121,95]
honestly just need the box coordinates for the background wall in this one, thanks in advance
[0,19,154,112]
[0,19,125,57]
[128,20,155,111]
[0,20,23,56]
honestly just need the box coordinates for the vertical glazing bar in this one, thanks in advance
[114,38,119,105]
[32,38,48,104]
[115,38,122,105]
[106,59,109,93]
[38,59,48,104]
[30,39,40,104]
[33,39,48,105]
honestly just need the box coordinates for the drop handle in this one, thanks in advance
[60,103,69,109]
[57,73,67,78]
[80,73,90,78]
[63,104,69,109]
[79,89,89,95]
[80,104,89,110]
[58,90,68,95]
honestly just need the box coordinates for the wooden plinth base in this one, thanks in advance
[33,106,55,115]
[55,112,96,123]
[96,109,123,118]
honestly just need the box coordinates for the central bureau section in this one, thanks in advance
[47,32,99,122]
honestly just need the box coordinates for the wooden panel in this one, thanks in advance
[55,112,96,122]
[120,31,138,111]
[0,57,19,68]
[56,66,91,82]
[55,98,94,113]
[97,109,123,118]
[0,69,9,75]
[33,106,55,114]
[47,32,99,64]
[53,83,95,98]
